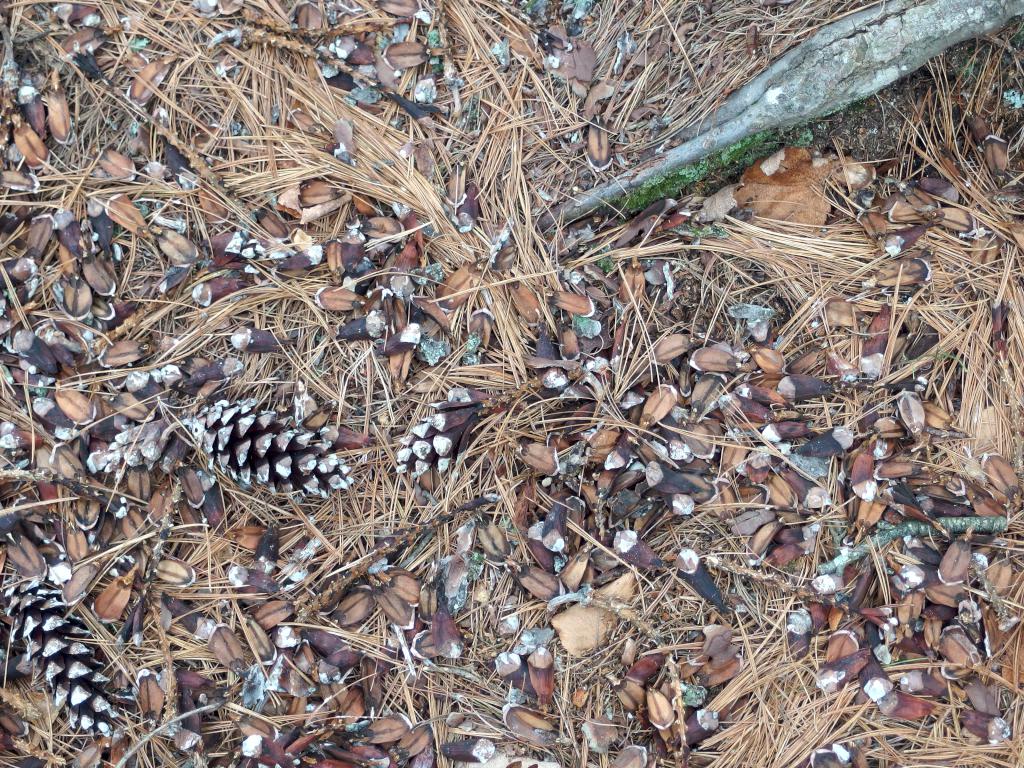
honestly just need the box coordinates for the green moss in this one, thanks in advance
[717,130,779,167]
[788,127,815,148]
[617,129,783,213]
[842,97,870,115]
[618,165,708,213]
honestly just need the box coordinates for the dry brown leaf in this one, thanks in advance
[93,573,134,621]
[734,147,835,226]
[567,42,598,97]
[552,572,636,656]
[374,54,399,88]
[840,159,876,190]
[584,80,617,119]
[276,185,303,218]
[102,194,147,234]
[543,28,597,98]
[698,183,739,223]
[128,58,172,106]
[384,41,428,70]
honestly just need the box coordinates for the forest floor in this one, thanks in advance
[1,2,1023,768]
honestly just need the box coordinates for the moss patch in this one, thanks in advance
[617,129,783,213]
[787,126,815,147]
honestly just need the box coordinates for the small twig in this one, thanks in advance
[113,698,226,768]
[973,556,1018,631]
[590,594,662,641]
[0,467,136,507]
[816,515,1009,575]
[0,685,43,721]
[12,737,61,768]
[1,24,15,79]
[151,601,179,725]
[141,487,177,585]
[232,24,443,122]
[702,554,847,609]
[239,6,396,38]
[996,354,1024,473]
[665,657,691,766]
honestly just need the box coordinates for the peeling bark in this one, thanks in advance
[543,0,1024,227]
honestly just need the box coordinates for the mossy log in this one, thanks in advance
[542,0,1024,227]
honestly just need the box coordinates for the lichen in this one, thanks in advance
[1004,89,1024,110]
[461,332,482,365]
[564,0,598,20]
[523,0,548,21]
[416,336,449,365]
[1012,22,1024,49]
[617,129,783,213]
[680,683,707,707]
[671,222,729,243]
[573,315,602,339]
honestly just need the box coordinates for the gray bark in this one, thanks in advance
[544,0,1024,227]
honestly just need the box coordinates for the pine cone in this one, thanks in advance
[397,388,485,480]
[5,579,116,735]
[188,399,353,496]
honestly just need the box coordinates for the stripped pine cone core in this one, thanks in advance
[188,399,353,496]
[5,579,116,735]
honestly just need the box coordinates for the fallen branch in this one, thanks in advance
[816,516,1009,576]
[543,0,1024,226]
